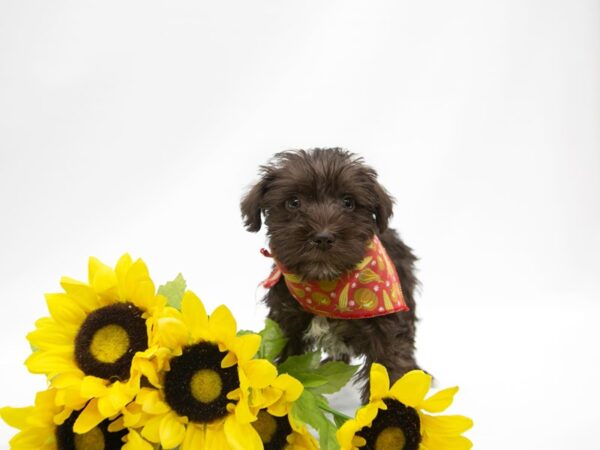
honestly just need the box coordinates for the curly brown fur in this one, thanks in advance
[241,148,420,403]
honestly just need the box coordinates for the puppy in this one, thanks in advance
[241,148,420,402]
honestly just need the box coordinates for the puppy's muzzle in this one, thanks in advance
[311,231,336,250]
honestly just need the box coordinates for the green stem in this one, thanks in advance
[318,400,352,421]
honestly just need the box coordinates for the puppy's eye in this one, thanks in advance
[286,197,301,210]
[342,195,355,210]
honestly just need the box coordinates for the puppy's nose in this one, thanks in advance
[312,231,336,250]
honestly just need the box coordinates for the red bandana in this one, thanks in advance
[261,235,409,319]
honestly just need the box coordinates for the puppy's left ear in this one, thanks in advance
[373,181,394,233]
[240,177,268,232]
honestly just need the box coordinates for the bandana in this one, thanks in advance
[261,235,409,319]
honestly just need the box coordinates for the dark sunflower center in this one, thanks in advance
[356,398,421,450]
[55,411,126,450]
[74,303,147,381]
[251,410,292,450]
[164,342,239,424]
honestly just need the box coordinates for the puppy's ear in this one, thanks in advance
[240,177,269,232]
[373,181,394,233]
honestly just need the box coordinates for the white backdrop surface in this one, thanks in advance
[1,1,599,448]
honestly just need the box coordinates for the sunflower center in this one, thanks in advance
[357,399,421,450]
[375,427,405,450]
[74,427,105,450]
[55,411,127,450]
[190,369,223,403]
[164,342,239,424]
[74,302,148,380]
[90,325,130,363]
[253,411,278,443]
[251,411,293,450]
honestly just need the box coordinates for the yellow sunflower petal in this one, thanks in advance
[115,253,133,298]
[243,359,278,389]
[137,389,170,415]
[422,432,473,449]
[45,293,87,326]
[388,370,432,407]
[51,371,83,389]
[53,406,74,426]
[141,415,163,443]
[124,259,154,305]
[224,415,263,450]
[73,399,104,434]
[106,381,135,410]
[115,253,133,276]
[352,435,367,448]
[221,351,238,368]
[60,277,104,310]
[10,428,48,449]
[27,323,75,349]
[97,396,120,420]
[355,402,381,425]
[421,413,474,436]
[132,355,162,389]
[266,399,288,417]
[205,424,231,450]
[229,333,261,366]
[181,423,206,450]
[259,386,285,409]
[131,279,158,312]
[181,291,209,340]
[208,305,237,343]
[272,373,304,402]
[157,317,189,349]
[0,406,34,429]
[287,426,320,450]
[123,429,154,450]
[80,376,108,398]
[159,411,186,449]
[421,386,459,413]
[369,363,390,401]
[233,383,257,424]
[25,348,76,375]
[336,419,361,449]
[107,416,125,432]
[88,257,118,296]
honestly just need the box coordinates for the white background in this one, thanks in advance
[1,1,599,448]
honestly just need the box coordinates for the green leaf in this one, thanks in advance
[236,329,255,336]
[157,273,186,310]
[258,319,288,361]
[292,390,340,450]
[310,361,359,395]
[332,414,348,429]
[278,351,321,376]
[316,395,353,428]
[288,371,328,388]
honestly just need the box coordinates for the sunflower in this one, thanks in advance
[251,409,319,450]
[25,254,169,434]
[249,373,318,450]
[337,364,473,450]
[124,290,279,450]
[0,388,152,450]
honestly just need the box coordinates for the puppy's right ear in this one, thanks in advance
[240,177,268,232]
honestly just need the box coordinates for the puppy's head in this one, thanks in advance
[241,148,394,280]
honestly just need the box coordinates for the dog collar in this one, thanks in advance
[260,235,409,319]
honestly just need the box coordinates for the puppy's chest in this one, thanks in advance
[302,316,355,359]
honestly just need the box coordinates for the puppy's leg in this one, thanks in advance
[264,280,313,362]
[354,314,420,404]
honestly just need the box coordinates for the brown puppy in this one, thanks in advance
[241,148,420,402]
